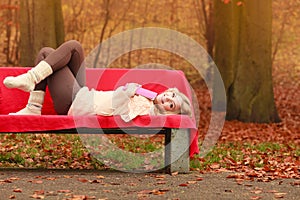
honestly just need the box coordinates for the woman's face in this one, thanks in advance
[154,91,182,113]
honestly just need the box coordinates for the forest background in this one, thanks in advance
[0,0,299,180]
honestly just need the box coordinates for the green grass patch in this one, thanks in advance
[1,134,298,172]
[191,142,299,171]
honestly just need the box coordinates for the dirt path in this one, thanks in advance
[0,169,299,200]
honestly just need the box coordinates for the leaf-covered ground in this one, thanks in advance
[189,63,300,180]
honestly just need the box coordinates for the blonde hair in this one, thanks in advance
[153,88,192,117]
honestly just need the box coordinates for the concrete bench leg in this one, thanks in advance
[165,128,190,173]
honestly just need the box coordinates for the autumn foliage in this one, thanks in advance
[0,0,299,181]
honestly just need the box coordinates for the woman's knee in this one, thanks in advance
[65,40,82,51]
[65,40,84,60]
[39,47,55,55]
[35,47,55,64]
[66,40,81,45]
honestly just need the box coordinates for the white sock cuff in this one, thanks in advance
[31,61,53,83]
[28,90,45,106]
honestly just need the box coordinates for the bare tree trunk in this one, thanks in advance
[5,0,13,64]
[93,0,110,68]
[127,20,134,68]
[202,0,214,57]
[168,0,178,67]
[19,0,65,66]
[104,0,133,67]
[194,0,214,57]
[3,0,19,65]
[137,0,149,65]
[214,0,280,123]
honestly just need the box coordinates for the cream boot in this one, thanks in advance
[9,90,45,115]
[3,61,52,92]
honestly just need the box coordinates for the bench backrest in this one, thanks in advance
[0,67,193,115]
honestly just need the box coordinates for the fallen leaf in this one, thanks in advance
[158,188,170,192]
[28,180,43,184]
[156,181,166,185]
[250,196,262,200]
[45,191,57,196]
[187,181,197,184]
[70,195,88,200]
[210,163,220,169]
[46,177,56,181]
[91,179,102,183]
[110,182,121,185]
[151,190,166,195]
[77,178,89,183]
[179,183,188,187]
[57,190,72,193]
[30,194,45,199]
[251,189,263,194]
[1,179,12,183]
[290,181,300,186]
[9,177,20,181]
[34,190,45,195]
[155,175,166,179]
[266,190,278,193]
[236,178,244,185]
[13,188,22,193]
[171,172,179,176]
[274,193,287,198]
[138,190,153,194]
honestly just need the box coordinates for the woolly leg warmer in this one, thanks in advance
[9,90,45,115]
[3,61,52,92]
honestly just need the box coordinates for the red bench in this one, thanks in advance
[0,67,198,173]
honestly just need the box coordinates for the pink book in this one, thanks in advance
[135,87,158,100]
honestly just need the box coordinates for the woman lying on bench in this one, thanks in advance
[3,40,191,122]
